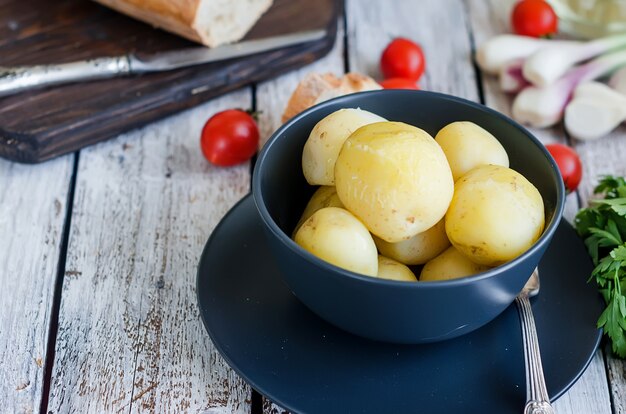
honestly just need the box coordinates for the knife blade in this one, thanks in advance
[0,29,326,97]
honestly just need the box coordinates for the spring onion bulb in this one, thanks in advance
[565,82,626,141]
[513,49,626,128]
[475,35,579,75]
[499,59,530,93]
[609,66,626,95]
[523,33,626,87]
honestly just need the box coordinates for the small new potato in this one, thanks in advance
[335,121,454,243]
[294,207,378,276]
[435,121,509,181]
[373,218,450,265]
[293,186,344,235]
[302,108,387,186]
[445,165,545,266]
[420,246,491,281]
[377,255,417,281]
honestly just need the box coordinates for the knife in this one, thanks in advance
[0,29,326,97]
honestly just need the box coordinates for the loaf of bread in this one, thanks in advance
[93,0,274,47]
[282,72,382,123]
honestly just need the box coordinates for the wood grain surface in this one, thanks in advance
[0,0,338,163]
[568,65,626,414]
[46,91,252,413]
[1,0,625,413]
[0,155,73,413]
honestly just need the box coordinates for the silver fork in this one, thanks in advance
[515,269,555,414]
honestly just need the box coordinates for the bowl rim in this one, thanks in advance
[252,89,566,289]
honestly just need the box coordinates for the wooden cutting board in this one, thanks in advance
[0,0,338,163]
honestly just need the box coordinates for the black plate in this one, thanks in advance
[197,195,604,414]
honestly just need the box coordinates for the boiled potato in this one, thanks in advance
[435,121,509,181]
[445,165,545,266]
[294,207,378,276]
[334,121,454,243]
[420,246,491,281]
[302,108,386,186]
[377,255,417,281]
[293,186,345,235]
[373,218,450,265]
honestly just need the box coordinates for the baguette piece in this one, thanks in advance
[93,0,274,47]
[282,72,382,123]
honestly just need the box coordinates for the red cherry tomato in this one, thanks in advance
[511,0,558,37]
[380,38,425,81]
[380,77,420,90]
[545,143,582,192]
[200,109,259,167]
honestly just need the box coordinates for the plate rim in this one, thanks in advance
[196,193,603,413]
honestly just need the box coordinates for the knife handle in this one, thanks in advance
[0,56,131,97]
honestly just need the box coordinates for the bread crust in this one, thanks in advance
[93,0,272,47]
[94,0,201,42]
[282,72,382,123]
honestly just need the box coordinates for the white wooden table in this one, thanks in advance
[1,1,625,413]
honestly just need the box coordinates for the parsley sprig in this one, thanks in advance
[575,176,626,358]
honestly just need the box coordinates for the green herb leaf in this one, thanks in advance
[594,175,626,198]
[605,295,626,357]
[593,198,626,216]
[613,334,626,358]
[611,244,626,262]
[575,175,626,359]
[575,209,604,237]
[589,227,622,247]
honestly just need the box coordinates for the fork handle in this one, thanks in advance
[515,295,555,414]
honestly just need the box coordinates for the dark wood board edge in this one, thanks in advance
[0,3,339,164]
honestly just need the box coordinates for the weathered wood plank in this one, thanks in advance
[552,351,613,413]
[262,399,288,414]
[466,0,568,150]
[606,343,626,414]
[256,21,346,148]
[0,155,73,414]
[47,90,253,413]
[466,0,613,412]
[571,120,626,414]
[574,129,626,206]
[347,0,478,101]
[255,18,346,414]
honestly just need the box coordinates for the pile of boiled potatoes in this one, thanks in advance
[293,108,545,282]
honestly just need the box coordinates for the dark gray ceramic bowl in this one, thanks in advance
[252,90,565,344]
